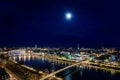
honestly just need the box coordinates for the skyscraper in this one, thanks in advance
[35,44,37,49]
[77,44,80,50]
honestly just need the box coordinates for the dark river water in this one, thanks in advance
[12,56,120,80]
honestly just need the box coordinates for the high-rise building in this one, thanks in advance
[77,44,80,50]
[35,44,37,49]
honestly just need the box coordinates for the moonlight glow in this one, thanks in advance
[66,13,72,20]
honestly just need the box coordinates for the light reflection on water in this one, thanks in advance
[65,72,71,80]
[11,55,120,80]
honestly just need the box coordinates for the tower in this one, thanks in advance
[77,44,80,50]
[35,44,37,49]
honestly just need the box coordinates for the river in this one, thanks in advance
[11,55,120,80]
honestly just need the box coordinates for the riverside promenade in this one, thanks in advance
[5,59,44,80]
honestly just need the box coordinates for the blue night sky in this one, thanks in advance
[0,0,120,48]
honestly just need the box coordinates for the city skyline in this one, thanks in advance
[0,1,120,80]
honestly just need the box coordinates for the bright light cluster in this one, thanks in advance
[66,13,72,20]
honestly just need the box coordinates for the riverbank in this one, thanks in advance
[9,54,120,80]
[10,58,63,80]
[7,54,120,80]
[38,54,120,71]
[5,59,44,80]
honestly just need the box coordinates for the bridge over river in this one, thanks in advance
[9,55,120,80]
[40,62,81,80]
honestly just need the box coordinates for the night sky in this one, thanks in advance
[0,0,120,48]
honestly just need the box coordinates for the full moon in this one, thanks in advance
[66,13,72,20]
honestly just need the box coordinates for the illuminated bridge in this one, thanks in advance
[40,62,81,80]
